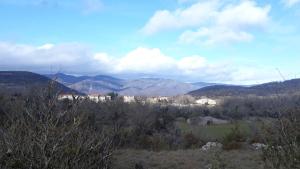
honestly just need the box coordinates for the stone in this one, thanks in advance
[252,143,267,150]
[201,142,223,151]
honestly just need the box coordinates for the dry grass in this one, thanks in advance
[112,148,264,169]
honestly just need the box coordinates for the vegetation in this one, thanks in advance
[0,83,299,168]
[0,85,116,169]
[262,112,300,169]
[222,123,246,150]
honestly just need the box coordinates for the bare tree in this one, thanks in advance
[0,83,116,169]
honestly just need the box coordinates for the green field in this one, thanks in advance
[175,120,252,141]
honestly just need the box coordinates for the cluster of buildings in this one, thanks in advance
[58,94,111,103]
[58,94,218,107]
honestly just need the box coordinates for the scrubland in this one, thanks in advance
[0,86,299,169]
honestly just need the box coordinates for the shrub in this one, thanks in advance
[183,133,203,149]
[222,123,246,150]
[262,112,300,169]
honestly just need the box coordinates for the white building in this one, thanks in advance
[123,96,135,103]
[99,95,111,102]
[88,94,111,103]
[58,94,111,103]
[87,94,98,102]
[195,98,217,106]
[157,96,169,102]
[146,96,169,104]
[58,94,75,100]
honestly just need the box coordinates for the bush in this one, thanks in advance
[262,112,300,169]
[222,123,246,150]
[183,133,204,149]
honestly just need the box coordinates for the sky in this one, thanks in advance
[0,0,300,84]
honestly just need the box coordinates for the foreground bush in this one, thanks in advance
[0,85,116,169]
[262,111,300,169]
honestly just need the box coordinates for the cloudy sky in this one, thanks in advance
[0,0,300,84]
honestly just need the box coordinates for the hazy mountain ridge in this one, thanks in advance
[119,78,198,96]
[47,73,215,96]
[188,78,300,97]
[5,72,299,97]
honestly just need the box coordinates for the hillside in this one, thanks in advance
[188,78,300,97]
[47,73,215,96]
[0,71,81,95]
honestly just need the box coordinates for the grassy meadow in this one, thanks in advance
[175,120,252,142]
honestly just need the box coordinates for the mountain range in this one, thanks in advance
[2,71,300,97]
[188,78,300,97]
[46,73,216,96]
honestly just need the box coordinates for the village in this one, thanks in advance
[58,93,218,107]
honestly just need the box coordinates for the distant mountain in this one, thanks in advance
[119,78,198,96]
[188,78,300,97]
[0,71,81,95]
[192,82,220,88]
[69,79,124,95]
[46,73,124,94]
[47,73,90,85]
[47,73,216,96]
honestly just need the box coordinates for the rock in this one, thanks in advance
[252,143,267,150]
[201,142,222,151]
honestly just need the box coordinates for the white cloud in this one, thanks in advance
[142,0,271,45]
[115,47,175,73]
[38,43,54,50]
[283,0,300,7]
[0,42,97,73]
[177,55,207,72]
[216,1,270,29]
[179,28,253,45]
[0,42,278,84]
[142,1,218,35]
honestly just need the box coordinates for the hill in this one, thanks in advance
[0,71,81,95]
[188,78,300,97]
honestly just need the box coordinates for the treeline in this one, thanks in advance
[154,94,300,120]
[214,95,300,118]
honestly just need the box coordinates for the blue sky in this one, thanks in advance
[0,0,300,84]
